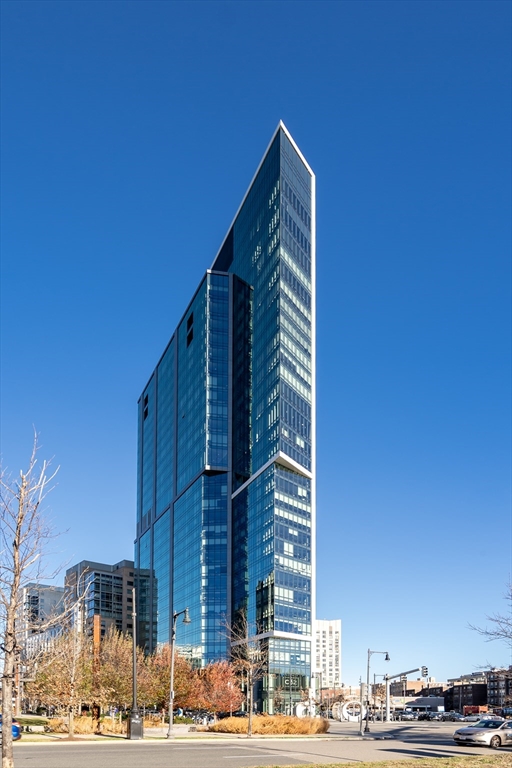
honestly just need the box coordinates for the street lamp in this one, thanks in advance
[127,587,143,739]
[364,649,390,733]
[166,607,191,739]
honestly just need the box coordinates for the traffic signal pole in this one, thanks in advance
[383,667,427,721]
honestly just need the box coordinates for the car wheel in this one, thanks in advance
[490,736,501,749]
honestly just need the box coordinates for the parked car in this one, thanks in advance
[464,714,483,722]
[442,712,465,722]
[0,715,22,741]
[454,719,512,749]
[427,712,443,721]
[395,711,416,721]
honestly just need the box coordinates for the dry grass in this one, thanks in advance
[209,714,330,735]
[142,713,165,727]
[46,718,68,733]
[47,714,169,735]
[46,717,100,734]
[250,757,512,768]
[46,716,126,734]
[102,718,126,734]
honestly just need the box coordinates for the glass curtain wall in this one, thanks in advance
[173,474,228,665]
[137,272,233,659]
[136,126,314,711]
[213,126,314,713]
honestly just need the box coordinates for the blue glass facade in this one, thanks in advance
[135,123,315,712]
[173,473,228,664]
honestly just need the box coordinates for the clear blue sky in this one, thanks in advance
[1,0,510,685]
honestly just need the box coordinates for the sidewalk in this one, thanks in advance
[17,722,396,744]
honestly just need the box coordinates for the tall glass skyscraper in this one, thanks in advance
[135,122,315,713]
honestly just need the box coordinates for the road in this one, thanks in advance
[13,721,510,767]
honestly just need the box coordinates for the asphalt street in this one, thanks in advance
[12,721,510,767]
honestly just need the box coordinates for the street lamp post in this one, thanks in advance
[228,681,233,717]
[127,587,143,739]
[374,673,385,721]
[364,649,390,733]
[166,607,191,739]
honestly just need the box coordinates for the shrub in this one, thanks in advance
[209,715,329,735]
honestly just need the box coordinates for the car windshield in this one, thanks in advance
[473,720,502,728]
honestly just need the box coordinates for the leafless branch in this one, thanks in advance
[224,609,268,736]
[468,585,512,650]
[1,434,61,768]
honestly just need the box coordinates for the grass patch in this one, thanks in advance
[17,716,49,726]
[209,715,329,735]
[249,757,512,768]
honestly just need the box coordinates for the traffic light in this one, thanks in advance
[421,666,428,677]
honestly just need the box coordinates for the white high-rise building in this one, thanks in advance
[315,618,341,690]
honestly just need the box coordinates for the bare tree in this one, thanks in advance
[228,610,267,737]
[469,585,512,648]
[273,686,284,714]
[0,436,59,768]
